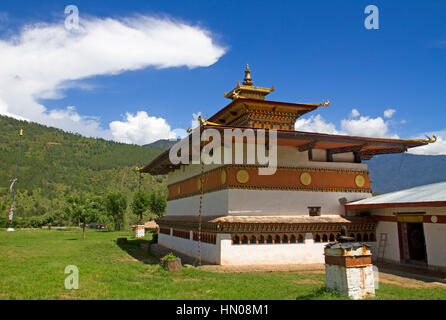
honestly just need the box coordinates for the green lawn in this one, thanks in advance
[0,229,445,300]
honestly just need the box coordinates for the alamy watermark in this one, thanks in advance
[64,5,79,30]
[364,5,379,30]
[64,265,79,290]
[169,128,278,175]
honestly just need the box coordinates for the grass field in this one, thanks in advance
[0,229,445,300]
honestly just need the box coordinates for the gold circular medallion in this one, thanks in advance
[355,175,365,187]
[236,169,250,184]
[300,172,312,186]
[221,170,227,185]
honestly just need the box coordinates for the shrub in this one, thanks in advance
[162,252,178,261]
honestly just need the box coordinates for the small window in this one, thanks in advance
[308,207,321,216]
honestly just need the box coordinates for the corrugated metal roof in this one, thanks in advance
[348,182,446,205]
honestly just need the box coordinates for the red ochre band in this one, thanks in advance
[167,166,372,201]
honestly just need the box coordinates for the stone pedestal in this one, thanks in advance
[324,242,375,300]
[135,225,145,238]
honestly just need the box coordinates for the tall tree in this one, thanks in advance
[149,190,167,218]
[104,192,127,230]
[64,194,100,239]
[130,190,150,224]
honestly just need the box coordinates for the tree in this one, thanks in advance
[149,190,167,218]
[64,194,100,239]
[104,192,127,230]
[130,190,150,224]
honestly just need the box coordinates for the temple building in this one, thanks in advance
[139,65,431,265]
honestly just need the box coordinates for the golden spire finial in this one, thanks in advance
[243,64,253,86]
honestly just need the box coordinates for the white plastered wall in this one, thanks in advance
[167,190,228,216]
[424,223,446,268]
[219,233,326,265]
[158,232,328,265]
[167,189,370,216]
[158,232,221,264]
[227,189,371,216]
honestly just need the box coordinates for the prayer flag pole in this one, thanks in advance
[7,129,23,232]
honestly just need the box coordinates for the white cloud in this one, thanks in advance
[295,114,340,134]
[341,116,392,138]
[110,111,177,145]
[0,15,226,139]
[350,108,360,118]
[384,108,396,118]
[295,109,399,139]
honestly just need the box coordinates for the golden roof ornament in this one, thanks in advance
[224,65,274,100]
[424,134,437,143]
[186,115,220,133]
[243,64,254,86]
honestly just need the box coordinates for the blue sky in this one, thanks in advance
[0,0,445,154]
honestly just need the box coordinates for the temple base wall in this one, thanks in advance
[157,232,344,265]
[158,233,221,264]
[219,233,326,265]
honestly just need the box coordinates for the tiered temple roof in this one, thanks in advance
[140,65,431,175]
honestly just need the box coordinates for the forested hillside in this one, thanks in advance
[0,115,166,227]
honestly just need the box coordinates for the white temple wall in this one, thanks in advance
[167,189,371,216]
[311,149,327,162]
[332,152,355,162]
[371,221,401,263]
[227,189,371,216]
[158,232,220,264]
[158,232,329,265]
[422,223,446,268]
[166,190,228,216]
[219,233,326,265]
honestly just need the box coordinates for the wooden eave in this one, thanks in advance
[138,125,427,175]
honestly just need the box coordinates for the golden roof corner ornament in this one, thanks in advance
[187,115,220,133]
[424,134,437,143]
